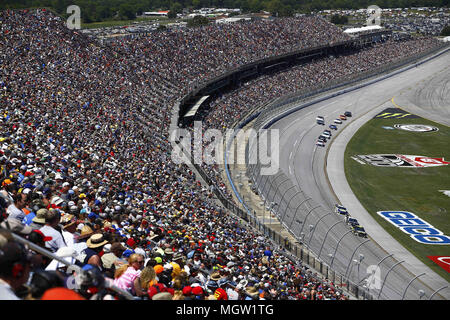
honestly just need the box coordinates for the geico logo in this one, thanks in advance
[377,211,450,245]
[412,235,450,245]
[378,211,416,219]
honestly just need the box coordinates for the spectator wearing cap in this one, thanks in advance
[25,270,65,300]
[27,229,53,270]
[191,285,205,300]
[147,282,174,300]
[0,242,32,300]
[59,182,71,201]
[154,263,164,277]
[214,287,228,300]
[113,253,144,293]
[39,209,66,253]
[6,193,28,223]
[77,233,109,270]
[28,208,47,230]
[40,287,85,300]
[101,242,126,278]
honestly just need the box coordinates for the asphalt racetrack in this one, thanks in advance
[265,48,450,300]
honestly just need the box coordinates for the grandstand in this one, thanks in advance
[0,8,444,301]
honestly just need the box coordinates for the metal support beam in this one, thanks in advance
[429,285,448,300]
[344,239,370,278]
[318,220,344,259]
[377,260,404,300]
[330,229,353,268]
[308,212,332,247]
[401,273,426,300]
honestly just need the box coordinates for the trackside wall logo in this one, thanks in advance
[427,256,450,272]
[377,211,450,245]
[353,154,449,167]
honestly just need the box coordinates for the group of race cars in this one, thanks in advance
[316,111,352,147]
[314,110,367,237]
[335,204,368,238]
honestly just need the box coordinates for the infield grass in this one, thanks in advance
[344,114,450,281]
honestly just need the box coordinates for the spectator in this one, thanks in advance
[0,242,31,300]
[77,233,109,270]
[113,253,144,293]
[39,209,66,253]
[6,193,28,223]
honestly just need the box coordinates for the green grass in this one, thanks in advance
[344,114,450,281]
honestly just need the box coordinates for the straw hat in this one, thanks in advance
[77,225,94,240]
[86,234,108,249]
[245,286,259,298]
[32,208,48,224]
[210,272,221,281]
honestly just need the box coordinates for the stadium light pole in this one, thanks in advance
[418,290,425,300]
[401,273,426,300]
[344,239,370,278]
[377,260,404,300]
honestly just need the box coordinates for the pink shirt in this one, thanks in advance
[113,267,141,291]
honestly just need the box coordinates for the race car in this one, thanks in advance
[329,124,338,130]
[335,204,348,216]
[346,217,359,227]
[316,116,325,125]
[322,130,331,139]
[339,114,347,120]
[316,140,325,147]
[334,119,343,124]
[344,111,352,117]
[352,225,367,238]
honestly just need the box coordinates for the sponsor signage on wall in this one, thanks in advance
[377,211,450,245]
[352,154,450,167]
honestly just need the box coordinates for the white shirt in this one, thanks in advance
[6,204,25,222]
[0,279,20,300]
[62,230,75,248]
[40,225,67,253]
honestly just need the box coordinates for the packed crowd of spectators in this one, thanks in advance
[0,9,356,300]
[196,36,440,196]
[0,8,441,300]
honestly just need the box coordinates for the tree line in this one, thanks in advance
[0,0,448,23]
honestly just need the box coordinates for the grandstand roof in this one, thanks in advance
[344,25,383,34]
[184,95,209,117]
